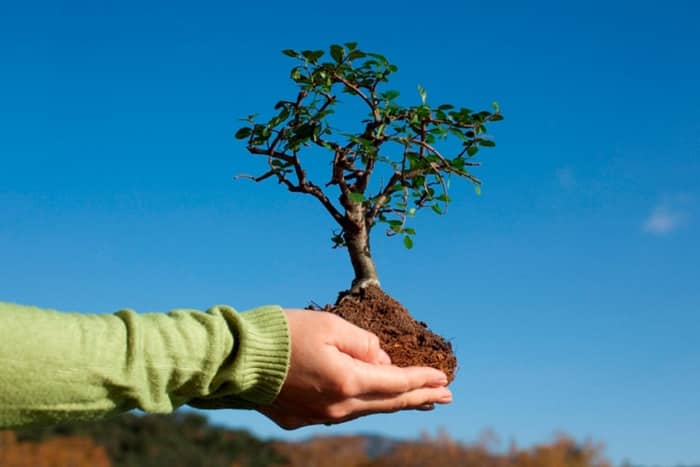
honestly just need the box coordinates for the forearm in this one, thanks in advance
[0,302,289,428]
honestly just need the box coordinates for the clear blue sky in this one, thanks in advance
[1,1,698,465]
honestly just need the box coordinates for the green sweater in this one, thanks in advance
[0,302,290,428]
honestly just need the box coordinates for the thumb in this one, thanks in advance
[331,318,391,365]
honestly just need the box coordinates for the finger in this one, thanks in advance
[349,363,448,395]
[329,316,391,364]
[357,386,453,409]
[330,387,452,423]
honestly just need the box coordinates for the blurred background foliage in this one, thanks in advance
[0,413,617,467]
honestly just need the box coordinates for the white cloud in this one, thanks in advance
[643,204,686,236]
[556,167,576,189]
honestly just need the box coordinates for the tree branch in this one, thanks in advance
[246,145,347,229]
[248,146,296,163]
[234,171,277,183]
[332,73,380,122]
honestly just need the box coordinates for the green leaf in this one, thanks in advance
[282,49,298,58]
[474,184,482,196]
[348,192,365,203]
[367,52,389,65]
[417,84,427,105]
[259,125,272,139]
[347,50,367,61]
[330,44,344,63]
[269,108,290,127]
[403,236,414,249]
[431,204,443,215]
[479,139,496,147]
[448,128,468,142]
[331,232,346,248]
[451,158,466,170]
[467,146,479,157]
[293,123,316,139]
[415,105,431,118]
[234,127,251,139]
[345,41,358,50]
[241,113,258,123]
[492,101,500,113]
[382,90,400,101]
[302,49,324,63]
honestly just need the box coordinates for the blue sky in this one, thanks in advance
[1,1,698,465]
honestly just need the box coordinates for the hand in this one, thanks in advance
[257,310,452,429]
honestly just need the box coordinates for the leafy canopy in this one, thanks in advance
[236,42,502,249]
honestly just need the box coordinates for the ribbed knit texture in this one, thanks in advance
[0,302,290,428]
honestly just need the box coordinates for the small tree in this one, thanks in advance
[236,43,502,294]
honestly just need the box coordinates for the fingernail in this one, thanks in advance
[431,375,448,386]
[438,391,453,403]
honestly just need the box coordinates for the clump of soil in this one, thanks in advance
[316,285,457,383]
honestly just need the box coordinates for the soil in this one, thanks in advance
[314,285,457,383]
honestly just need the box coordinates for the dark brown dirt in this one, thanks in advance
[316,286,457,383]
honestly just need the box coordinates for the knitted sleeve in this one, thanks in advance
[0,302,290,428]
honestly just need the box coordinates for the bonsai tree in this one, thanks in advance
[235,43,502,380]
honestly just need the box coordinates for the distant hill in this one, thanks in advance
[8,413,283,467]
[2,412,616,467]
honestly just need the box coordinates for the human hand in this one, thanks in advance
[257,310,452,429]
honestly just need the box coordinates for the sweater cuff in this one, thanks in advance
[189,305,290,410]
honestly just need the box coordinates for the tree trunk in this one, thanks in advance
[344,204,380,293]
